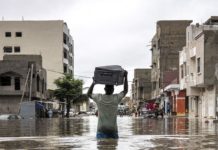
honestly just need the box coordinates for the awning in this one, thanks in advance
[164,84,180,91]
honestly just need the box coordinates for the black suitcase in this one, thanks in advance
[94,65,125,85]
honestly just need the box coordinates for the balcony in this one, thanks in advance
[63,58,68,64]
[189,74,197,87]
[189,47,196,58]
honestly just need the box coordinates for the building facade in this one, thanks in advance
[132,69,151,107]
[0,55,46,114]
[180,16,218,119]
[0,20,74,90]
[150,20,192,99]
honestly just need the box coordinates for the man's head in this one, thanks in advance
[104,84,114,95]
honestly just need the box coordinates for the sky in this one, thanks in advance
[1,0,218,94]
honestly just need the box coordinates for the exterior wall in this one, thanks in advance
[151,20,192,99]
[204,31,218,85]
[158,21,192,89]
[202,86,216,118]
[0,96,28,114]
[0,55,47,114]
[180,17,218,119]
[195,34,204,86]
[0,21,74,90]
[132,69,151,110]
[73,100,89,113]
[132,69,151,102]
[151,34,160,98]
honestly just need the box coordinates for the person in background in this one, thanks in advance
[87,71,128,139]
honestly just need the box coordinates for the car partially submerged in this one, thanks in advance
[0,114,23,120]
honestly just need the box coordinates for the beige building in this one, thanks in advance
[132,69,151,106]
[0,20,74,90]
[180,16,218,119]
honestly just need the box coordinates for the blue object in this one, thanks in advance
[35,102,45,110]
[96,132,119,139]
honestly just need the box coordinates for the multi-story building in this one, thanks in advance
[180,16,218,119]
[0,20,74,90]
[150,20,192,99]
[0,55,46,114]
[132,69,151,107]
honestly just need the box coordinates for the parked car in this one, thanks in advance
[0,114,23,120]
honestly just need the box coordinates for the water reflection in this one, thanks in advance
[97,139,118,150]
[0,116,218,149]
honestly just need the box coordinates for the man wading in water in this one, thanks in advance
[87,71,128,139]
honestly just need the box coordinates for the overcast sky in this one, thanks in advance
[1,0,218,94]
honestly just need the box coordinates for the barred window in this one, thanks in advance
[16,32,22,37]
[3,46,12,53]
[5,32,11,37]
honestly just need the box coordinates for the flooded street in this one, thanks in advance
[0,116,218,149]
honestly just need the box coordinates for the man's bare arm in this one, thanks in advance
[87,81,95,99]
[123,70,128,96]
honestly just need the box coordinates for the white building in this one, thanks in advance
[0,20,74,90]
[180,16,218,119]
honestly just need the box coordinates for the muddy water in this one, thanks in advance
[0,116,218,149]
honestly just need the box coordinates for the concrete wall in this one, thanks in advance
[151,20,192,99]
[202,86,216,118]
[204,31,218,85]
[0,55,47,114]
[0,96,28,114]
[0,21,74,89]
[132,69,151,101]
[158,21,192,89]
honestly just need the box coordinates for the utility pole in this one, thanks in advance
[18,68,31,114]
[29,64,34,101]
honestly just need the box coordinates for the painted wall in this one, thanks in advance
[0,21,74,89]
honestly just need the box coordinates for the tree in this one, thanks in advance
[54,74,83,118]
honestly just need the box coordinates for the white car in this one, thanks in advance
[0,114,23,120]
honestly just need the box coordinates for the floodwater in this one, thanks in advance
[0,116,218,150]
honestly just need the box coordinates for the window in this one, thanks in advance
[0,76,11,86]
[37,75,40,92]
[42,79,44,94]
[63,33,68,44]
[69,44,73,54]
[14,46,20,53]
[159,78,161,88]
[63,64,67,73]
[5,32,11,37]
[3,46,12,53]
[14,77,20,90]
[16,32,22,37]
[63,48,67,58]
[184,62,187,76]
[181,65,184,78]
[197,58,200,73]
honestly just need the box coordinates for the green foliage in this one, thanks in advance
[54,74,83,100]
